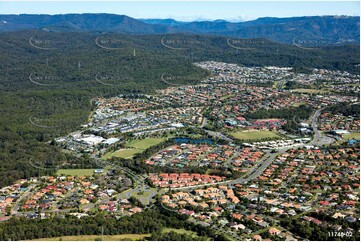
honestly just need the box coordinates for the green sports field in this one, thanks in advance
[56,169,97,176]
[342,132,360,140]
[336,132,360,145]
[125,138,165,149]
[229,130,280,140]
[103,137,166,159]
[292,88,329,94]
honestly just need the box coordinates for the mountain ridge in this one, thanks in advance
[0,13,359,44]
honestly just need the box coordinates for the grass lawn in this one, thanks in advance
[103,148,142,159]
[292,102,306,107]
[56,169,97,176]
[292,88,329,94]
[342,132,360,140]
[103,137,167,160]
[33,234,150,241]
[335,132,360,145]
[130,190,151,199]
[220,94,234,100]
[161,228,198,236]
[126,137,165,150]
[229,130,280,141]
[272,81,279,89]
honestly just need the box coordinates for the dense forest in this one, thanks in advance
[0,30,359,187]
[280,212,360,241]
[244,105,313,120]
[0,208,227,241]
[0,31,209,187]
[244,104,314,133]
[325,102,360,117]
[149,231,209,241]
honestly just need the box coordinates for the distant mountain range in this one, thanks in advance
[0,13,359,44]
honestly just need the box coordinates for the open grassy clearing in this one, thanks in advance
[103,148,142,159]
[56,169,97,176]
[161,227,198,236]
[342,132,360,140]
[229,130,281,140]
[272,81,279,89]
[335,132,360,145]
[125,137,166,150]
[161,227,211,240]
[220,94,234,100]
[103,137,167,159]
[32,234,151,241]
[292,102,306,107]
[130,190,151,199]
[291,88,329,94]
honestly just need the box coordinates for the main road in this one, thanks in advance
[310,108,323,145]
[16,108,326,215]
[203,129,234,143]
[309,107,335,146]
[170,107,327,191]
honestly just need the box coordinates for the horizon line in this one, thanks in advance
[0,13,359,23]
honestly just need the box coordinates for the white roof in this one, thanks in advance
[103,137,120,145]
[170,123,184,128]
[333,130,349,134]
[79,135,104,145]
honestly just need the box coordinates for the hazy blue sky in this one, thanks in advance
[0,1,359,21]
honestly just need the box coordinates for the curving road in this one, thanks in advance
[310,108,323,145]
[10,109,329,220]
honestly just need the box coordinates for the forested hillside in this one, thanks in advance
[1,14,359,45]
